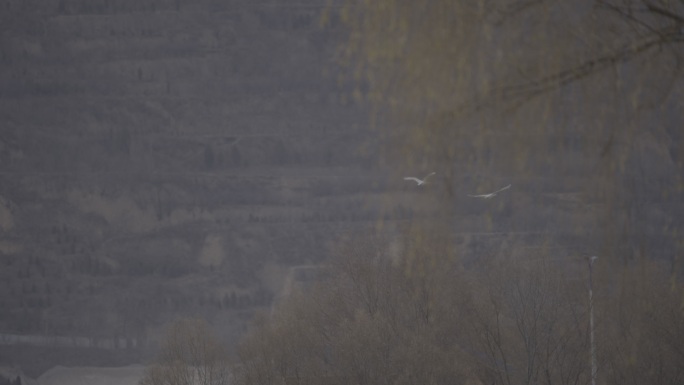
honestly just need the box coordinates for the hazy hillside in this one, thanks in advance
[4,0,682,378]
[0,0,392,375]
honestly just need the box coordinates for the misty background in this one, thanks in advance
[0,0,385,378]
[1,0,683,384]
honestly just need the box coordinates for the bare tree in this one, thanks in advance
[460,257,589,385]
[596,261,684,385]
[236,231,470,385]
[236,232,599,385]
[139,318,232,385]
[236,228,684,385]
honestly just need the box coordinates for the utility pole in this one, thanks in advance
[589,256,598,385]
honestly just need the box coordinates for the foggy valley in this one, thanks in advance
[1,1,683,385]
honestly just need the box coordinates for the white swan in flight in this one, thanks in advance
[468,184,511,199]
[404,172,436,186]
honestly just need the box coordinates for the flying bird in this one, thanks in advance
[468,184,511,199]
[404,172,436,186]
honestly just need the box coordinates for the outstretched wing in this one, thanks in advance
[404,177,422,184]
[423,172,436,180]
[468,184,510,198]
[492,184,512,194]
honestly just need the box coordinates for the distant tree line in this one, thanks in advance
[0,376,21,385]
[55,0,172,15]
